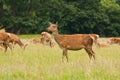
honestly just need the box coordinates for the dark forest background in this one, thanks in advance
[0,0,120,37]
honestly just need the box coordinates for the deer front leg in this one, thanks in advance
[3,43,8,52]
[89,48,96,60]
[85,48,92,60]
[85,48,96,60]
[62,48,68,62]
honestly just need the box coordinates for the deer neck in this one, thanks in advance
[52,30,60,44]
[53,29,59,35]
[17,40,24,48]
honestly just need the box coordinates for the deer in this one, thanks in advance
[109,38,120,45]
[0,32,12,52]
[32,38,41,44]
[6,32,27,50]
[41,31,55,47]
[47,22,96,62]
[97,43,109,47]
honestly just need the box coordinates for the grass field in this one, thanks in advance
[0,36,120,80]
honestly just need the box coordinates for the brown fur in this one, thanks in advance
[89,34,100,47]
[47,22,96,62]
[0,32,12,52]
[110,38,120,45]
[32,38,41,44]
[98,43,109,47]
[6,32,27,50]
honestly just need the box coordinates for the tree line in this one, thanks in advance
[0,0,120,37]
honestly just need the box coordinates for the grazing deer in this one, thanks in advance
[6,32,27,50]
[47,22,96,62]
[41,31,54,47]
[0,32,12,52]
[109,38,120,45]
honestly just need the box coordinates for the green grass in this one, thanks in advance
[0,41,120,80]
[19,34,41,39]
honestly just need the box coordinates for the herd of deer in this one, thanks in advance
[0,22,120,62]
[0,32,27,52]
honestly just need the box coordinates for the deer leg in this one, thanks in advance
[5,41,12,52]
[88,48,95,60]
[62,48,68,62]
[5,38,13,51]
[85,48,95,60]
[49,41,52,47]
[0,44,4,51]
[85,48,92,60]
[12,42,16,49]
[50,40,54,47]
[22,44,28,50]
[3,44,8,52]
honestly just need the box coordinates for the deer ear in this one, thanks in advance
[56,22,58,25]
[48,22,52,24]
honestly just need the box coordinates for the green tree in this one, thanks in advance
[101,0,120,36]
[0,0,120,37]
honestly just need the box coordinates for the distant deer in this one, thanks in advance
[32,38,41,44]
[109,38,120,45]
[98,43,109,47]
[0,32,12,52]
[6,32,27,50]
[41,31,54,47]
[47,22,96,62]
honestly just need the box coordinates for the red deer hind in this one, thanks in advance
[109,38,120,45]
[47,22,96,62]
[6,32,27,50]
[0,32,12,52]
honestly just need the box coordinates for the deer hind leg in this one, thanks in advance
[2,42,12,52]
[0,44,4,51]
[3,43,8,52]
[23,44,28,50]
[6,38,13,52]
[85,48,95,60]
[7,43,12,52]
[49,40,54,47]
[12,42,16,49]
[62,48,68,62]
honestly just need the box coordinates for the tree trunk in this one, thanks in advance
[0,2,3,17]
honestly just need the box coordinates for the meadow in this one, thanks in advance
[0,35,120,80]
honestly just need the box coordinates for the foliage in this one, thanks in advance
[0,0,120,36]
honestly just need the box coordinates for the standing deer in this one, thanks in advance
[0,32,12,52]
[47,22,96,62]
[6,32,27,50]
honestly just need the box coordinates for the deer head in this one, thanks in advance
[47,22,58,32]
